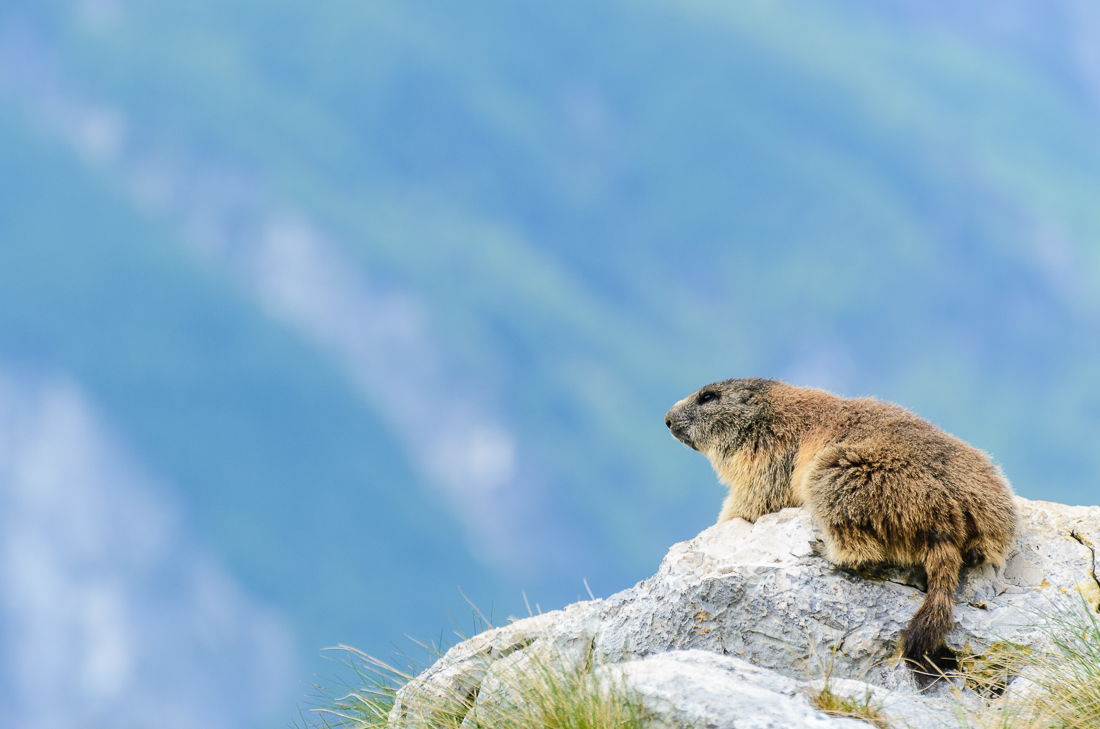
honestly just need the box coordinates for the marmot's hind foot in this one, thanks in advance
[963,547,986,568]
[848,563,892,583]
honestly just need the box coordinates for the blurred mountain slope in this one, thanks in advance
[2,0,1100,725]
[52,0,1099,513]
[0,99,503,680]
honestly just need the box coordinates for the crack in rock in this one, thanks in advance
[1070,530,1100,610]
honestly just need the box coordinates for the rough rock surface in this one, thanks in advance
[389,497,1100,727]
[600,650,911,728]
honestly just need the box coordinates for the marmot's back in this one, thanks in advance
[793,390,1016,564]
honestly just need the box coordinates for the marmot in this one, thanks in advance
[664,378,1017,681]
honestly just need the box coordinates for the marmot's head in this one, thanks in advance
[664,378,776,457]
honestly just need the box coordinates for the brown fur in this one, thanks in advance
[665,378,1017,683]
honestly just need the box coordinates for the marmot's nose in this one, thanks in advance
[665,416,672,429]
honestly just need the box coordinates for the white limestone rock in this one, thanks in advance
[604,650,900,728]
[389,497,1100,727]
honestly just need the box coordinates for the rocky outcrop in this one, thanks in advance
[389,497,1100,728]
[597,651,941,729]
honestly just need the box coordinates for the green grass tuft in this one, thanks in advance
[1018,592,1100,728]
[297,646,412,728]
[956,591,1100,729]
[304,591,1100,729]
[299,639,652,729]
[801,635,892,728]
[810,684,891,729]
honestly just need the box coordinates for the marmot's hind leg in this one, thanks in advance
[962,530,1011,568]
[962,546,986,568]
[807,444,891,569]
[960,508,1012,569]
[819,522,888,568]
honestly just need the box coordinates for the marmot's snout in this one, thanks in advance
[664,403,699,450]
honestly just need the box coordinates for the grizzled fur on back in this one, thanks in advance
[665,378,1018,684]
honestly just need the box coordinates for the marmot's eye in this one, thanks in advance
[697,392,718,405]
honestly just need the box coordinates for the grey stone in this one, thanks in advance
[389,497,1100,727]
[605,650,886,728]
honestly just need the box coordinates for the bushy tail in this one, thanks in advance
[901,534,961,682]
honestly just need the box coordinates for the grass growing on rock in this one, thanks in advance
[462,648,652,729]
[1026,592,1100,727]
[301,646,412,728]
[810,683,891,728]
[805,647,891,729]
[302,591,1100,728]
[1007,593,1100,729]
[300,640,652,729]
[958,591,1100,729]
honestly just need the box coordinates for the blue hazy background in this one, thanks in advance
[1,0,1099,726]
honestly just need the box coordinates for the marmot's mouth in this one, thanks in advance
[669,427,697,451]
